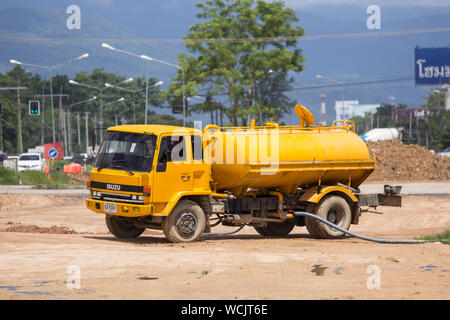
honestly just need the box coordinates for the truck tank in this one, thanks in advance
[204,105,375,195]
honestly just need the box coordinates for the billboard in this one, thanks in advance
[415,47,450,85]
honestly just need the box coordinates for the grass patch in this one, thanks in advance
[420,230,450,245]
[0,167,20,184]
[0,167,72,188]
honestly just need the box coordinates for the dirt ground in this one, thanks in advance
[0,193,449,300]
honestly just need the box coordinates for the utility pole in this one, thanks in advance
[41,91,45,146]
[59,87,63,143]
[0,86,27,152]
[17,79,23,154]
[85,112,89,154]
[409,111,412,139]
[0,102,3,151]
[77,113,81,146]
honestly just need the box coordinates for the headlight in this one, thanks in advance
[132,195,137,200]
[138,196,144,201]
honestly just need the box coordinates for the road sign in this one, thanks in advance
[415,47,450,85]
[48,148,58,159]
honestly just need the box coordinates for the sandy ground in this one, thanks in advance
[0,193,449,300]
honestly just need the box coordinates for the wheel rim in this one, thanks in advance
[176,211,198,236]
[327,206,344,226]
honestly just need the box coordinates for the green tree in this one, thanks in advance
[167,0,305,126]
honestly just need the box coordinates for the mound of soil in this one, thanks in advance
[366,140,450,181]
[0,194,81,212]
[5,223,77,234]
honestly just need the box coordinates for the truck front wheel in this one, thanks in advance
[105,215,145,239]
[162,200,206,243]
[305,195,352,239]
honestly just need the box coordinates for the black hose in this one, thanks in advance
[292,211,426,244]
[202,225,245,236]
[201,211,433,243]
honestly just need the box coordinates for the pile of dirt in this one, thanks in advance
[0,194,82,212]
[68,172,89,185]
[366,140,450,181]
[5,223,77,234]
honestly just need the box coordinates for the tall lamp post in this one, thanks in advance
[69,78,132,135]
[9,53,89,142]
[102,43,155,124]
[105,81,163,124]
[315,74,345,113]
[67,96,97,155]
[255,69,273,125]
[139,55,186,126]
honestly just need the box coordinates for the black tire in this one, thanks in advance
[253,220,296,237]
[162,200,206,243]
[105,215,145,239]
[305,195,352,239]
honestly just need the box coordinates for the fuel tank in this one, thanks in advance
[205,106,375,195]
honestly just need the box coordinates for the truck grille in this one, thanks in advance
[92,191,144,204]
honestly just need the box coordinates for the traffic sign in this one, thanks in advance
[48,148,58,159]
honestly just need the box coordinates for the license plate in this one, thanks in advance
[104,202,117,214]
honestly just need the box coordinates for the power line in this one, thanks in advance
[0,27,449,45]
[290,77,414,91]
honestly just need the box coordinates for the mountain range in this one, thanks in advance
[0,1,449,125]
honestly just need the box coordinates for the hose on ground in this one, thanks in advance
[202,211,432,244]
[292,211,426,244]
[202,225,245,236]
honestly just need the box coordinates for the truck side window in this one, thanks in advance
[156,136,186,172]
[191,135,203,161]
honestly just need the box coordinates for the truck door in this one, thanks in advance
[152,134,193,213]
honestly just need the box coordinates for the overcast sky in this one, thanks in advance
[283,0,450,8]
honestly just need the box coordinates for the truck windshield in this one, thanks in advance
[94,131,157,172]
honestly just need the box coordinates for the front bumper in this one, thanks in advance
[86,199,153,217]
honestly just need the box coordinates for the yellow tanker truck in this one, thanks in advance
[86,105,401,243]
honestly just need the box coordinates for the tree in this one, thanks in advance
[167,0,305,126]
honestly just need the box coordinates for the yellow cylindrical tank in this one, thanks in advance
[204,111,375,195]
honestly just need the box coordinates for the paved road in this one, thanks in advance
[0,182,448,196]
[0,185,88,196]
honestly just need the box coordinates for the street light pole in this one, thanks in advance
[140,54,186,126]
[9,53,89,143]
[105,81,162,124]
[67,96,97,155]
[102,43,153,124]
[69,79,129,135]
[255,69,273,125]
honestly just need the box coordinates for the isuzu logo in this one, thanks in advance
[106,184,121,191]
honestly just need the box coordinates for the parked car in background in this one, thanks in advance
[71,153,95,165]
[0,152,7,166]
[17,153,44,172]
[438,147,450,157]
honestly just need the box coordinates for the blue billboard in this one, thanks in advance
[415,47,450,85]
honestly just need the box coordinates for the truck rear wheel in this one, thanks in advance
[162,200,206,243]
[254,220,296,237]
[105,215,145,239]
[305,195,352,239]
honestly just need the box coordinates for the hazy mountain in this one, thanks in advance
[0,1,448,124]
